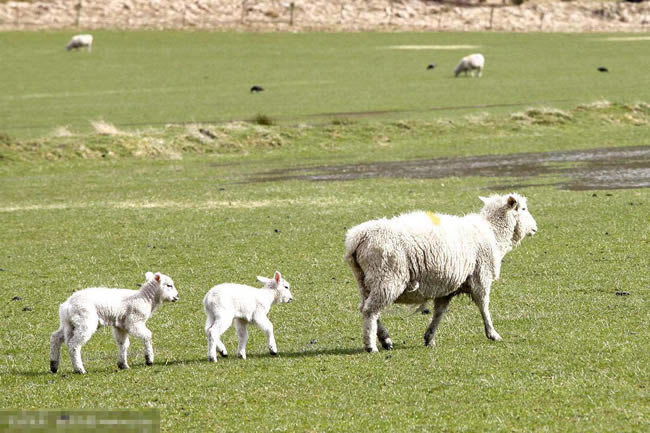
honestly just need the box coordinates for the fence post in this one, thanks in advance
[539,11,544,31]
[289,2,295,26]
[75,0,82,28]
[488,6,494,30]
[241,0,247,25]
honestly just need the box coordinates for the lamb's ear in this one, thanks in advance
[507,195,518,209]
[479,196,489,205]
[257,276,271,285]
[274,271,281,284]
[145,272,155,281]
[154,273,161,283]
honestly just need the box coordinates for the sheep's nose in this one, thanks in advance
[288,298,294,303]
[172,296,179,302]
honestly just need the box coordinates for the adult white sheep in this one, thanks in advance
[454,53,484,77]
[49,272,179,374]
[345,193,537,353]
[203,271,293,362]
[66,34,93,52]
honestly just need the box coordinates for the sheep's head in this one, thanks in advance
[147,272,179,303]
[257,271,294,304]
[479,193,538,248]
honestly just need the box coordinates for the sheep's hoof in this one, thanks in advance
[50,361,59,374]
[380,339,393,350]
[487,332,502,341]
[117,362,129,370]
[270,350,278,356]
[74,369,86,374]
[237,354,246,360]
[145,360,153,366]
[365,347,378,353]
[208,356,217,363]
[219,351,228,358]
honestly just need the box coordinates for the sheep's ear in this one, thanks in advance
[274,271,281,284]
[154,273,161,283]
[507,195,518,209]
[145,272,155,281]
[479,196,489,205]
[257,276,270,284]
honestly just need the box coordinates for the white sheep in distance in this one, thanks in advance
[203,271,293,362]
[66,34,93,52]
[50,272,179,374]
[454,53,485,77]
[345,193,537,353]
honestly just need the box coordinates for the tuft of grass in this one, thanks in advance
[511,106,573,125]
[251,113,275,126]
[91,120,125,136]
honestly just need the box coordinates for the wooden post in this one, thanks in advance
[489,6,494,30]
[75,0,82,28]
[289,2,295,26]
[539,11,544,31]
[241,0,247,25]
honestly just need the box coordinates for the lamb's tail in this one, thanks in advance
[345,230,370,309]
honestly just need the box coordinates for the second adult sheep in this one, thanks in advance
[345,193,538,353]
[203,271,293,362]
[454,53,485,77]
[66,34,93,52]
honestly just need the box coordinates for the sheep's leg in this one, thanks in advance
[66,325,94,374]
[424,294,454,347]
[472,287,501,341]
[49,327,65,373]
[376,318,393,350]
[254,316,277,356]
[112,327,131,370]
[234,319,249,360]
[128,322,155,365]
[206,316,232,361]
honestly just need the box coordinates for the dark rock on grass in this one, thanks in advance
[23,306,33,312]
[11,296,22,301]
[615,291,630,296]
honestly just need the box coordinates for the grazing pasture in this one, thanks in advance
[0,31,649,138]
[0,31,649,432]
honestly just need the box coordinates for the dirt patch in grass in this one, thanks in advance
[250,146,650,191]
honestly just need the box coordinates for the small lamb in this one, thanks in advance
[203,271,293,362]
[50,272,179,374]
[454,53,485,77]
[66,34,93,52]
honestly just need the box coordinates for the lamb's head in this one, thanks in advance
[257,271,294,304]
[479,193,538,248]
[147,272,179,303]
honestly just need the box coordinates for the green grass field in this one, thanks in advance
[1,31,649,432]
[1,31,649,139]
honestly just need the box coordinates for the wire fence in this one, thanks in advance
[0,0,648,32]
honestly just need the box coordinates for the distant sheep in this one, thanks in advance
[454,53,484,77]
[203,271,293,362]
[66,34,93,52]
[345,193,537,353]
[50,272,179,374]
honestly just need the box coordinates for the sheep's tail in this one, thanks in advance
[345,229,369,306]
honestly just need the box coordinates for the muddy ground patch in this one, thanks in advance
[249,146,650,191]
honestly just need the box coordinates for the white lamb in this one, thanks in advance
[345,193,537,353]
[203,271,293,362]
[50,272,179,374]
[66,34,93,52]
[454,53,485,77]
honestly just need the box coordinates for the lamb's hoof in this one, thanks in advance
[270,350,278,357]
[237,354,246,360]
[487,332,502,342]
[117,362,129,370]
[74,369,86,374]
[50,361,59,374]
[219,352,228,358]
[380,339,393,350]
[365,347,378,353]
[145,360,153,366]
[208,356,217,363]
[424,340,435,348]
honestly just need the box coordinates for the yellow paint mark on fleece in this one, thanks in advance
[426,211,441,226]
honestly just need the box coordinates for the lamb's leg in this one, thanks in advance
[472,286,501,341]
[49,327,65,373]
[128,322,155,365]
[424,294,454,347]
[112,327,131,370]
[376,318,393,350]
[206,315,232,361]
[254,316,277,356]
[66,324,94,374]
[234,319,249,360]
